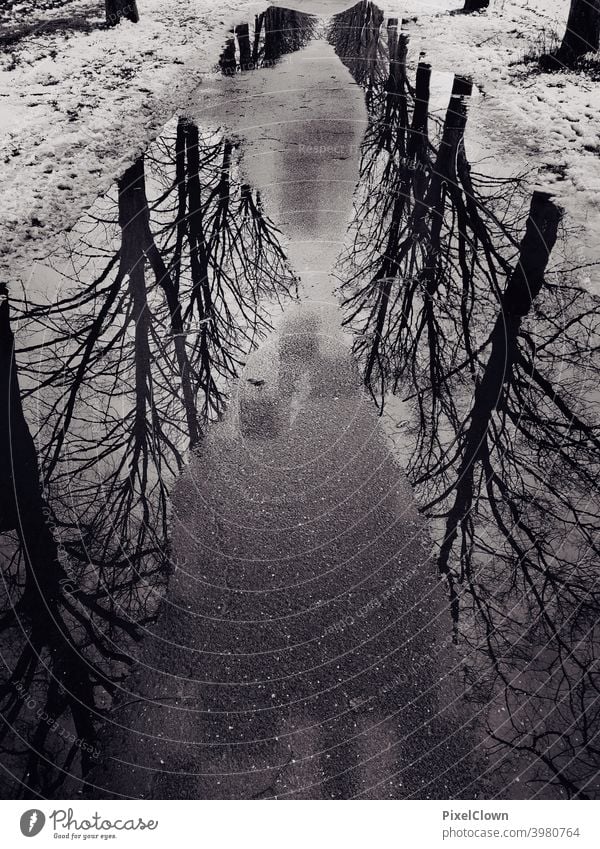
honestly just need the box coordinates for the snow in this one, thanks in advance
[0,0,254,273]
[394,0,600,269]
[0,0,88,27]
[1,0,599,279]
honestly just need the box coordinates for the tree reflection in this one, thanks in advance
[332,1,600,798]
[0,120,296,797]
[219,5,317,75]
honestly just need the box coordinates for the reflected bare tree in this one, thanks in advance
[328,0,387,102]
[219,5,317,75]
[0,120,296,797]
[332,1,600,799]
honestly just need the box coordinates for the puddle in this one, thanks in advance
[331,0,600,799]
[0,115,296,796]
[2,0,600,802]
[218,5,318,75]
[82,15,468,802]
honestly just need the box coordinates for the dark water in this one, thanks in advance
[331,0,600,800]
[1,0,599,800]
[219,5,317,75]
[0,116,296,797]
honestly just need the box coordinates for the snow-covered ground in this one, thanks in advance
[0,0,84,27]
[0,0,254,272]
[1,0,599,277]
[399,0,600,271]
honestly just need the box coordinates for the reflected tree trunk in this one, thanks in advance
[0,284,65,593]
[0,284,99,786]
[253,12,264,64]
[235,23,252,68]
[436,190,562,622]
[118,156,202,447]
[407,60,431,170]
[264,6,285,64]
[118,161,152,484]
[383,23,408,153]
[220,36,237,74]
[0,284,42,535]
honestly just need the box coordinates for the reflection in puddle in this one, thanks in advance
[0,120,296,796]
[331,1,600,798]
[219,6,317,75]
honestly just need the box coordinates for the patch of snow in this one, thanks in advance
[0,0,260,274]
[1,0,599,280]
[392,0,600,269]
